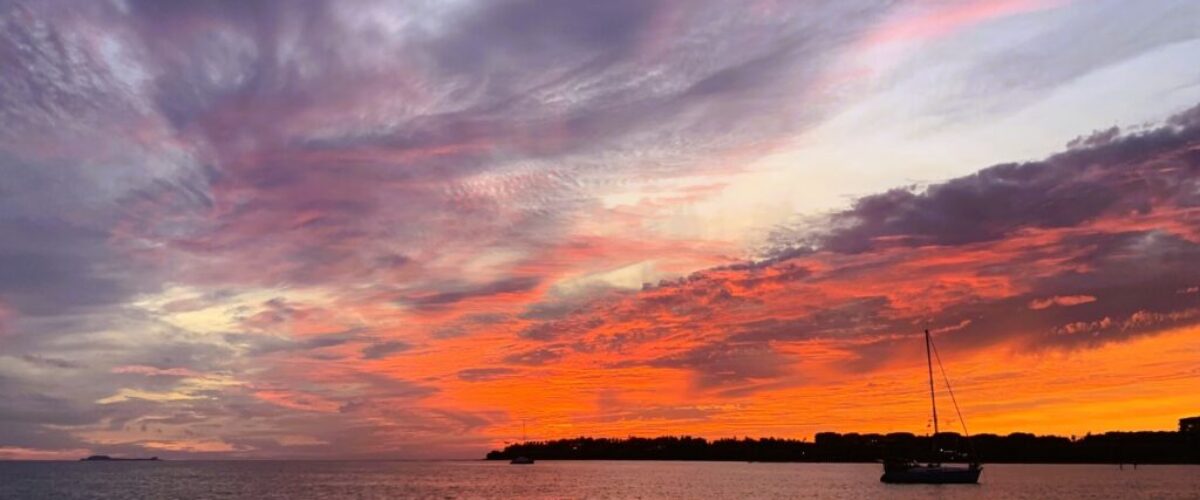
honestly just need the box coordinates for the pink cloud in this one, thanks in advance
[0,446,93,461]
[863,0,1070,47]
[1029,295,1097,310]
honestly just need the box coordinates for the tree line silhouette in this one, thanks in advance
[486,429,1199,463]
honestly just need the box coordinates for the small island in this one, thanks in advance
[81,455,160,461]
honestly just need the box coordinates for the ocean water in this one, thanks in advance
[1,461,1197,499]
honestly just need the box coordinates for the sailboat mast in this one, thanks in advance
[925,329,939,437]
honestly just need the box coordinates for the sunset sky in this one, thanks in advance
[2,0,1199,460]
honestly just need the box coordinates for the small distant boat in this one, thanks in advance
[880,329,982,484]
[81,455,160,461]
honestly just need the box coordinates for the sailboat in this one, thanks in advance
[880,329,982,484]
[510,420,535,465]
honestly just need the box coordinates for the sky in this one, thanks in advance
[1,0,1199,459]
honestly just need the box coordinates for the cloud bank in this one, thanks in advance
[1,0,1197,458]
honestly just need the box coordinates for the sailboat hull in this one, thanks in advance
[881,465,981,484]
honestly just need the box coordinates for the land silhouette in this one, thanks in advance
[487,419,1200,464]
[80,455,160,461]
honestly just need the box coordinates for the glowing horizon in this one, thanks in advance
[1,0,1199,460]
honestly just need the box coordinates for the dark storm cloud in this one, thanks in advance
[816,106,1200,254]
[762,106,1200,364]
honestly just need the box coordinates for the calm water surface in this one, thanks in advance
[1,461,1197,499]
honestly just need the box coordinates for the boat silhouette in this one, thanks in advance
[880,329,982,484]
[510,420,535,465]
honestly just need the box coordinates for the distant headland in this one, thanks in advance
[486,416,1200,464]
